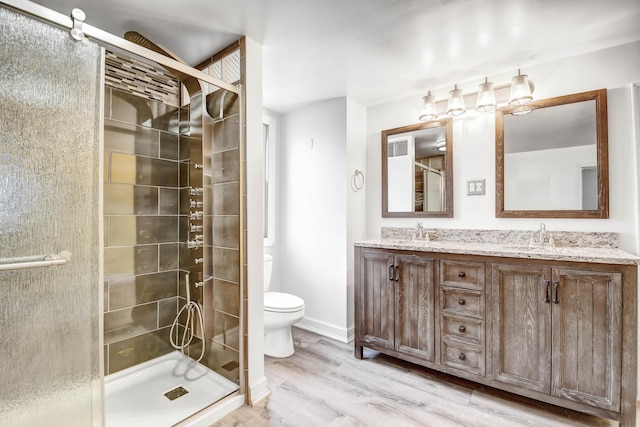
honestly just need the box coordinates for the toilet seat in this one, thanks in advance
[264,292,304,313]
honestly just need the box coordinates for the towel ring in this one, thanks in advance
[352,169,364,192]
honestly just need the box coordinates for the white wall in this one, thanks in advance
[277,96,366,342]
[366,41,640,254]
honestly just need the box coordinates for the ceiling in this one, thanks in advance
[27,0,640,113]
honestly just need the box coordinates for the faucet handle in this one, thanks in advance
[548,234,556,247]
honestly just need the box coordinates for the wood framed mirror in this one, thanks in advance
[382,118,453,218]
[495,89,609,218]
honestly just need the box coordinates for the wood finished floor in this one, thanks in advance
[216,328,625,427]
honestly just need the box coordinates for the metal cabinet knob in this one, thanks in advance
[458,299,465,305]
[458,271,466,278]
[458,353,466,361]
[458,325,466,333]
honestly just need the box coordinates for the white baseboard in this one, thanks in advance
[249,375,270,405]
[295,317,354,343]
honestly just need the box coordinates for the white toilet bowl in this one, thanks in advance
[264,292,305,357]
[263,254,305,358]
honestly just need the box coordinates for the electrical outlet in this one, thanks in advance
[467,179,486,195]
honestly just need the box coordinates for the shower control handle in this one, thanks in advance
[194,258,203,264]
[195,281,204,288]
[187,239,203,249]
[194,163,203,169]
[190,199,203,209]
[190,211,203,221]
[190,224,203,233]
[189,187,203,196]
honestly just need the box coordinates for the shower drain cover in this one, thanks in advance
[164,386,189,401]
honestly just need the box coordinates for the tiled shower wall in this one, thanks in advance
[103,86,185,374]
[197,46,242,382]
[102,48,242,381]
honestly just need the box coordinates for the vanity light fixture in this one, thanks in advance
[436,140,446,151]
[508,69,535,106]
[417,70,536,120]
[510,105,534,116]
[418,90,437,121]
[475,77,496,112]
[446,84,465,116]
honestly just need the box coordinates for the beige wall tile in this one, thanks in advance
[104,183,134,215]
[111,153,136,184]
[110,216,137,246]
[104,246,134,278]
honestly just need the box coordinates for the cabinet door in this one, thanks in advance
[492,264,551,393]
[359,251,395,349]
[395,255,435,361]
[551,269,622,412]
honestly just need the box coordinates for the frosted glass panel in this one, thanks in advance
[0,8,102,427]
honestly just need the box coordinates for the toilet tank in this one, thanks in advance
[263,253,273,292]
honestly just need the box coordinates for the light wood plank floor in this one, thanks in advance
[216,328,623,426]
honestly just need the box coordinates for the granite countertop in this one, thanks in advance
[355,239,639,265]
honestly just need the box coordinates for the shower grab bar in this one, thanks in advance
[0,251,71,272]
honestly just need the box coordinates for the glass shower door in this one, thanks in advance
[0,7,103,427]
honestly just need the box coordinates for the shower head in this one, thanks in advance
[124,31,201,96]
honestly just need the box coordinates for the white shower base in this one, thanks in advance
[105,351,239,427]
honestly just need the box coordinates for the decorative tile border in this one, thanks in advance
[105,50,180,107]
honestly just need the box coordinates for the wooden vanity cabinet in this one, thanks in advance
[355,245,637,426]
[355,248,435,362]
[492,263,622,412]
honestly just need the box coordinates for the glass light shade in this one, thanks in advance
[419,90,437,121]
[509,69,533,106]
[475,77,496,112]
[446,84,465,116]
[510,105,533,116]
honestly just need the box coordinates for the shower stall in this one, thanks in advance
[0,2,246,426]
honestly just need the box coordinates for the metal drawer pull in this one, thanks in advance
[0,251,71,272]
[394,266,399,281]
[552,281,559,304]
[458,271,466,278]
[458,299,465,305]
[458,325,466,333]
[458,353,466,361]
[389,265,394,281]
[544,280,550,303]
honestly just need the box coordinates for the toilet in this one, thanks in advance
[263,253,305,357]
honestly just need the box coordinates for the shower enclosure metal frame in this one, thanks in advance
[0,0,246,424]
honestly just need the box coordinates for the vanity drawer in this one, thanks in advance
[441,287,484,318]
[440,260,485,290]
[441,313,484,346]
[442,340,485,376]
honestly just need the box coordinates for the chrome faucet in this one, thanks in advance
[529,223,555,247]
[412,222,429,241]
[538,223,546,244]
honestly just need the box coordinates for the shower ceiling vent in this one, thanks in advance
[164,386,189,401]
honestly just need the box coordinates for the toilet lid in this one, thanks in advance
[264,292,305,313]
